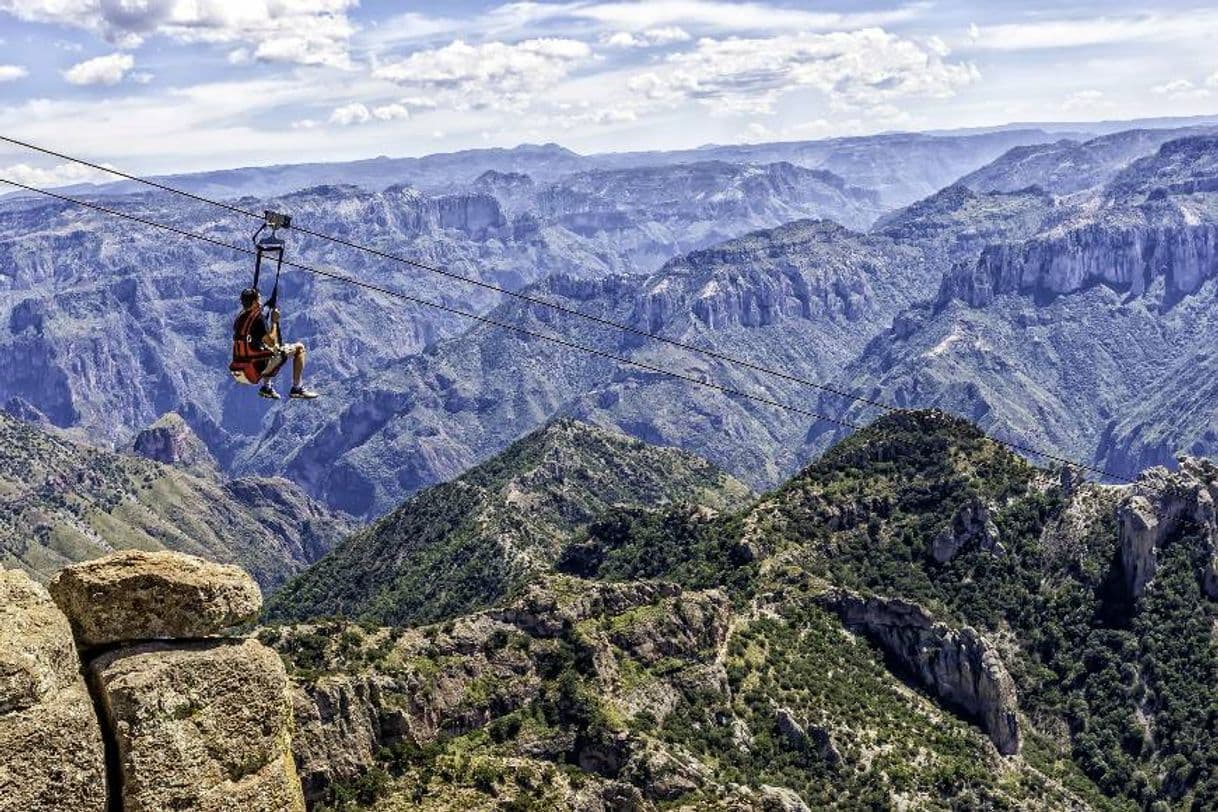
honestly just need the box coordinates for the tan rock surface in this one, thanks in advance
[91,637,303,812]
[0,567,107,812]
[49,550,262,646]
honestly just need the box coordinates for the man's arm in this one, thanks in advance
[263,309,282,350]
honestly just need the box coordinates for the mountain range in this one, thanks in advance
[0,409,350,589]
[4,117,1218,521]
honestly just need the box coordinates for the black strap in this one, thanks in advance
[250,221,285,311]
[266,243,283,311]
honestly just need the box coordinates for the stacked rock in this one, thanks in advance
[46,550,306,812]
[0,567,107,812]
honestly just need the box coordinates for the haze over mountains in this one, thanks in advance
[3,116,1218,519]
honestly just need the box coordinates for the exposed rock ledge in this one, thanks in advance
[1117,456,1218,600]
[3,551,303,811]
[820,589,1021,755]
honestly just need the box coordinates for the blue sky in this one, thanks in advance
[1,1,1216,180]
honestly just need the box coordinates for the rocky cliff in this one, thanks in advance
[821,589,1021,755]
[0,566,106,812]
[1,550,306,811]
[1116,456,1218,599]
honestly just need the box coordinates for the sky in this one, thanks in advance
[0,0,1217,182]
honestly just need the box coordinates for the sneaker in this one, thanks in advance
[289,386,320,400]
[258,384,281,400]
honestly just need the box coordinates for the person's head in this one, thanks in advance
[240,288,261,310]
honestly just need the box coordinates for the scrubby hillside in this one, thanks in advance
[0,411,352,589]
[265,409,1218,810]
[266,418,751,626]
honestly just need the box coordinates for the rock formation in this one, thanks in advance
[821,589,1021,755]
[0,567,107,812]
[1117,456,1218,600]
[48,550,262,646]
[10,550,307,811]
[91,639,300,811]
[930,498,1004,563]
[131,412,218,472]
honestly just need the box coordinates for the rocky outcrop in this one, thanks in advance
[1117,456,1218,600]
[131,412,218,471]
[0,567,107,812]
[91,639,300,812]
[10,550,305,811]
[939,223,1218,309]
[930,498,1003,563]
[822,589,1021,755]
[774,708,841,766]
[49,550,262,646]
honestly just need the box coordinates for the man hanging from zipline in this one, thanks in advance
[231,287,319,400]
[229,209,319,401]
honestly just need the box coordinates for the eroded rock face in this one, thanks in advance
[131,411,218,471]
[91,638,302,812]
[822,589,1021,755]
[49,550,262,646]
[0,567,106,812]
[1116,457,1218,600]
[930,499,1003,564]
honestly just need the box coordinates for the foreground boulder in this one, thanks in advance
[0,567,106,812]
[49,550,261,646]
[822,589,1021,755]
[91,638,301,812]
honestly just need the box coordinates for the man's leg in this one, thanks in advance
[289,343,307,388]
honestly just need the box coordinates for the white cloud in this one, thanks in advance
[1151,78,1210,101]
[63,52,134,86]
[499,1,925,34]
[328,101,411,126]
[329,102,371,125]
[0,64,27,82]
[1207,72,1218,88]
[1061,89,1113,112]
[0,0,358,67]
[966,12,1218,51]
[372,38,593,111]
[0,161,116,187]
[604,26,691,48]
[626,28,979,115]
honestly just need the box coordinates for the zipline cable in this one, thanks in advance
[0,133,914,418]
[0,176,866,433]
[0,151,1137,483]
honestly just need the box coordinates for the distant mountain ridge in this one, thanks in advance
[0,410,352,589]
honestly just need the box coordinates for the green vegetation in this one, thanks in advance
[266,418,751,627]
[275,410,1218,810]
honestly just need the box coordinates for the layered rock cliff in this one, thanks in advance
[821,589,1021,755]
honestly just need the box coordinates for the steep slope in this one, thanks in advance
[0,411,352,589]
[246,219,936,516]
[266,418,751,626]
[739,411,1218,808]
[958,126,1218,195]
[268,410,1218,810]
[815,134,1218,477]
